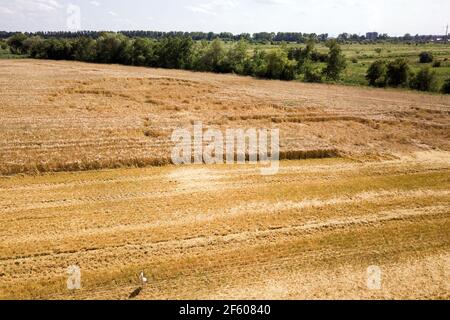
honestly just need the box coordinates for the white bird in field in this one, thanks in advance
[139,271,148,286]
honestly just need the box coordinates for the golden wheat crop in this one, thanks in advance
[0,155,449,299]
[0,60,449,300]
[0,59,449,175]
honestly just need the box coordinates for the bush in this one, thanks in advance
[386,58,411,87]
[247,49,267,77]
[432,61,441,68]
[442,79,450,94]
[7,33,28,54]
[157,36,194,70]
[366,60,387,87]
[419,51,433,63]
[45,39,75,60]
[22,36,46,58]
[0,42,7,50]
[223,39,249,74]
[303,62,322,83]
[323,40,347,81]
[263,49,296,80]
[193,38,226,72]
[96,33,132,64]
[74,37,98,62]
[131,38,157,66]
[310,51,328,63]
[410,67,438,92]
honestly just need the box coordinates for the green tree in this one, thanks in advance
[386,58,411,87]
[73,37,97,62]
[419,51,433,63]
[442,79,450,94]
[263,49,296,80]
[323,40,347,81]
[223,39,249,74]
[7,33,28,54]
[45,39,75,60]
[194,38,226,72]
[247,49,267,77]
[132,38,157,66]
[96,33,132,64]
[303,61,323,83]
[156,36,194,69]
[410,67,438,92]
[366,60,388,87]
[22,36,45,58]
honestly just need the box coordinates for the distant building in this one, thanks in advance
[366,32,379,41]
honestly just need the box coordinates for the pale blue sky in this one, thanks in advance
[0,0,448,36]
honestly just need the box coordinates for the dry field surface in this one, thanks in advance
[0,155,449,299]
[0,60,449,300]
[0,59,449,174]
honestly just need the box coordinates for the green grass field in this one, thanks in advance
[246,42,450,88]
[0,47,26,59]
[338,43,450,87]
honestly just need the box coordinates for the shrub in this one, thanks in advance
[223,39,249,74]
[45,39,75,60]
[154,36,194,70]
[351,57,358,64]
[432,61,441,68]
[303,62,323,83]
[247,49,267,77]
[323,40,347,81]
[386,58,411,87]
[442,79,450,94]
[193,38,226,72]
[366,60,388,87]
[419,51,433,63]
[410,67,438,92]
[22,36,46,58]
[264,49,296,80]
[310,51,327,63]
[7,33,28,54]
[96,33,132,64]
[73,37,98,62]
[131,38,157,66]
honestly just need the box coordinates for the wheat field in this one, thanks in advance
[0,59,449,300]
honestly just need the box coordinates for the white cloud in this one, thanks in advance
[21,0,61,11]
[90,1,100,7]
[108,11,117,16]
[186,0,239,15]
[253,0,293,5]
[0,6,14,15]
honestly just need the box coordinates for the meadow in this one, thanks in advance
[249,42,450,87]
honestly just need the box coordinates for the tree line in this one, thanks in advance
[2,30,447,44]
[4,32,449,93]
[6,32,346,82]
[1,31,328,43]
